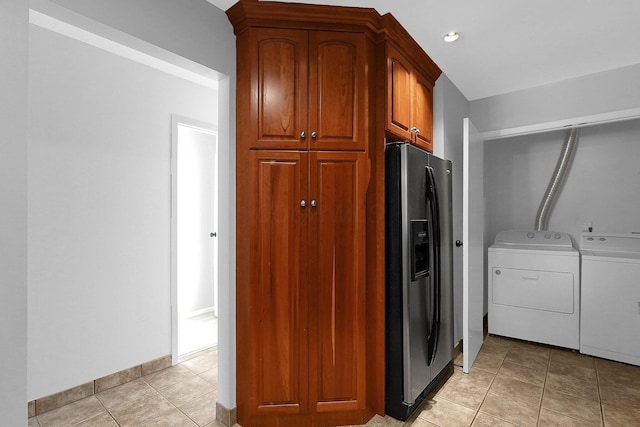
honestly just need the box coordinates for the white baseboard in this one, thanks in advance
[183,306,216,319]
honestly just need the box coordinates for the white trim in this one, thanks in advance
[482,107,640,140]
[29,0,220,90]
[183,307,217,319]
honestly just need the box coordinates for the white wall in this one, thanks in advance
[485,119,640,246]
[434,74,469,344]
[28,23,218,400]
[43,0,237,409]
[0,0,28,425]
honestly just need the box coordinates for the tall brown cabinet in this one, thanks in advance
[227,1,441,426]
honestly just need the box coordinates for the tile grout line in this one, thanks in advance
[535,348,552,427]
[465,343,507,427]
[595,358,606,426]
[93,395,121,427]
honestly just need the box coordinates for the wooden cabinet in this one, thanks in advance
[386,43,434,152]
[229,2,378,425]
[251,28,366,151]
[229,2,441,426]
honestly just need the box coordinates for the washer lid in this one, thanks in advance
[493,230,574,249]
[580,232,640,257]
[581,250,640,261]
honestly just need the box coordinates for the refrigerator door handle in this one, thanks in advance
[425,166,441,366]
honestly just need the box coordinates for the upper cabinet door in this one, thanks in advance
[253,28,309,150]
[385,43,435,152]
[386,45,412,142]
[411,74,434,153]
[308,31,367,151]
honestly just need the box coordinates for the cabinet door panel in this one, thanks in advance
[255,29,308,149]
[308,152,367,412]
[386,45,412,141]
[249,151,309,414]
[309,32,366,151]
[411,75,433,152]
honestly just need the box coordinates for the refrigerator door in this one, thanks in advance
[427,153,454,381]
[401,144,433,404]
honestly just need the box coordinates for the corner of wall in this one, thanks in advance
[0,0,28,425]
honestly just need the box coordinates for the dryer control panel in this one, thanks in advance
[494,230,574,248]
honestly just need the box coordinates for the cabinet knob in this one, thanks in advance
[300,131,306,138]
[311,131,317,138]
[300,200,307,207]
[311,199,317,207]
[411,126,421,135]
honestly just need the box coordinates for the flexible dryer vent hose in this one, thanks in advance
[535,128,579,231]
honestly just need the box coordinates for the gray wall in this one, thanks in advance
[470,63,640,133]
[434,74,469,344]
[49,0,235,77]
[485,119,640,245]
[0,1,28,424]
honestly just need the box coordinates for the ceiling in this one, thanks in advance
[206,0,640,101]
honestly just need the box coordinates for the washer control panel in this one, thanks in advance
[580,232,640,253]
[494,230,574,248]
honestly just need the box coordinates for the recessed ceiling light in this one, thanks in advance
[443,32,460,42]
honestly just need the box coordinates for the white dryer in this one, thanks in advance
[488,230,580,349]
[580,232,640,366]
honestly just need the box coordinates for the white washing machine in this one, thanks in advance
[488,230,580,349]
[580,232,640,366]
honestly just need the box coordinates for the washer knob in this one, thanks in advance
[527,232,535,239]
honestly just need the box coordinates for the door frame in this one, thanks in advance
[462,117,485,373]
[171,115,218,364]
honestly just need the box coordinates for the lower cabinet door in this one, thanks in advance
[246,150,309,419]
[242,150,369,426]
[308,151,368,414]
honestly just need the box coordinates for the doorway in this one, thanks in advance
[171,117,219,361]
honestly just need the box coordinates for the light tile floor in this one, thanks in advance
[29,335,640,426]
[29,347,221,427]
[179,312,218,357]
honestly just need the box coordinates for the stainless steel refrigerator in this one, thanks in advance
[385,142,454,420]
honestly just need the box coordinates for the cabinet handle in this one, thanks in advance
[300,131,306,138]
[311,131,317,138]
[300,200,306,207]
[311,199,317,207]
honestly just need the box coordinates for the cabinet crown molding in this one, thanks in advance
[379,13,441,84]
[226,0,381,35]
[226,0,442,83]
